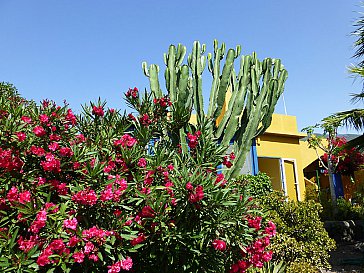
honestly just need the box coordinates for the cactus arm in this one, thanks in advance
[213,48,236,120]
[217,55,251,141]
[166,45,177,103]
[179,128,188,155]
[176,43,187,67]
[207,40,224,118]
[177,65,190,107]
[142,62,162,98]
[189,41,206,122]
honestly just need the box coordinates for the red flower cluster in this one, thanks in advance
[212,239,226,251]
[72,189,98,206]
[223,152,236,168]
[230,217,276,272]
[113,134,137,148]
[125,87,139,99]
[0,148,24,171]
[187,131,201,149]
[107,257,133,273]
[186,182,204,203]
[139,113,153,127]
[92,106,104,117]
[40,153,61,173]
[321,137,364,175]
[6,186,31,204]
[153,96,172,108]
[215,173,227,186]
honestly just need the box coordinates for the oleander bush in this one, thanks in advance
[0,82,276,273]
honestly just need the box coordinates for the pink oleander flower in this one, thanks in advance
[89,254,99,261]
[63,218,78,230]
[39,114,50,123]
[131,233,145,246]
[185,182,194,191]
[100,184,114,202]
[92,106,104,117]
[48,142,60,151]
[18,191,31,204]
[16,132,26,142]
[68,236,81,247]
[223,156,233,168]
[137,157,147,168]
[37,247,52,266]
[72,189,98,206]
[121,257,133,271]
[84,241,95,254]
[247,216,262,232]
[59,146,73,157]
[30,146,45,156]
[6,186,18,202]
[65,109,77,125]
[49,239,66,254]
[29,210,47,234]
[215,173,227,186]
[187,131,201,149]
[17,235,37,253]
[21,116,32,124]
[113,134,137,148]
[125,87,139,99]
[108,261,121,273]
[33,126,46,137]
[40,153,61,173]
[44,202,59,213]
[212,239,226,251]
[265,221,276,237]
[49,134,61,141]
[140,205,155,218]
[262,250,273,262]
[188,185,204,203]
[139,113,152,127]
[73,251,85,263]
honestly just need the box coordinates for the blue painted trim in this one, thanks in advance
[251,138,259,175]
[333,173,344,198]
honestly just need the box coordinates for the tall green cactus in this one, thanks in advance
[142,40,288,179]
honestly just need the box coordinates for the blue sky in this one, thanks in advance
[1,0,363,133]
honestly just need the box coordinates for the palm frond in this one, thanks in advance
[351,90,364,103]
[327,109,364,131]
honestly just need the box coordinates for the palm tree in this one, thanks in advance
[327,7,364,149]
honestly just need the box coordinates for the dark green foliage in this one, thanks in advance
[320,195,364,221]
[259,191,336,270]
[237,172,273,198]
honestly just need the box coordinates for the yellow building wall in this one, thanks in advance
[256,114,306,201]
[258,158,282,191]
[299,138,326,168]
[284,161,298,201]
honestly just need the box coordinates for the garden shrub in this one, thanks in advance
[285,261,319,273]
[258,191,336,270]
[0,82,276,273]
[320,195,364,221]
[237,172,273,198]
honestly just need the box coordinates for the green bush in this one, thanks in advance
[259,191,336,270]
[237,172,273,198]
[285,261,318,273]
[304,182,319,202]
[320,195,364,220]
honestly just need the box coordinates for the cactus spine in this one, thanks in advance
[142,40,288,179]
